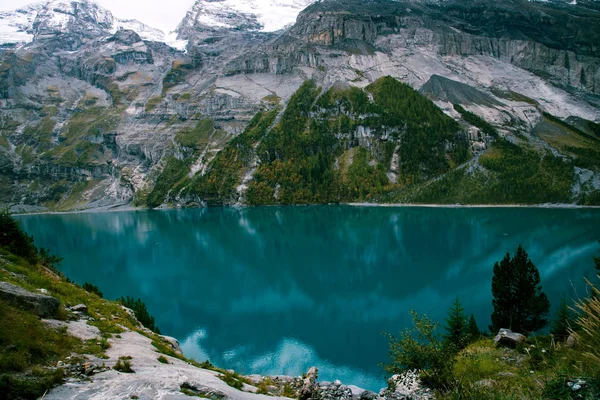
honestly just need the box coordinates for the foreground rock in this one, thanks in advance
[494,329,526,348]
[382,372,433,400]
[0,281,60,317]
[300,366,319,400]
[44,328,289,400]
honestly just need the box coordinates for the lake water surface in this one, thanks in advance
[17,206,600,391]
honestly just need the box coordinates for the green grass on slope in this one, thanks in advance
[436,337,600,399]
[147,157,191,208]
[0,298,77,399]
[174,118,216,149]
[0,211,206,398]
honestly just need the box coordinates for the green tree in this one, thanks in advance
[0,209,38,264]
[550,295,575,341]
[443,298,468,350]
[490,245,550,334]
[383,310,456,390]
[467,314,481,342]
[117,296,160,334]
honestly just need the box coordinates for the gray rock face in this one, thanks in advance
[0,281,60,317]
[1,0,599,211]
[232,0,600,95]
[494,329,527,348]
[420,75,504,107]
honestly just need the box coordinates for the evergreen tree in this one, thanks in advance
[443,298,468,350]
[467,314,480,342]
[490,245,550,334]
[0,209,38,264]
[550,295,575,341]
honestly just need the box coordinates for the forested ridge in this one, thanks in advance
[143,76,600,207]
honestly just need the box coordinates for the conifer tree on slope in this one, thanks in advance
[550,294,575,340]
[467,314,480,342]
[443,298,468,349]
[490,245,550,334]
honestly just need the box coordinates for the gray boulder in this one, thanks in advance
[494,329,526,348]
[566,333,576,348]
[318,380,353,400]
[0,281,60,317]
[360,390,378,400]
[160,335,183,355]
[70,303,88,312]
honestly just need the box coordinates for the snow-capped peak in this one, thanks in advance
[177,0,315,35]
[0,0,179,49]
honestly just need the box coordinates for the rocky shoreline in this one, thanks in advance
[8,201,600,217]
[0,280,430,400]
[41,311,433,400]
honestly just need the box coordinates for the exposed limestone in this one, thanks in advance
[0,281,60,317]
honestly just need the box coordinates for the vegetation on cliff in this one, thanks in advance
[140,76,600,209]
[170,77,469,207]
[384,244,600,399]
[0,211,186,398]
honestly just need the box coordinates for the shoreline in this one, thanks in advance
[11,202,600,216]
[347,202,600,209]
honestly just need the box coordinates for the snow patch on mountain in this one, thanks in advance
[179,0,315,33]
[0,0,182,49]
[0,4,40,47]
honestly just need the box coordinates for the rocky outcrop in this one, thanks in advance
[0,281,60,317]
[300,366,318,400]
[229,0,600,95]
[420,75,504,107]
[494,329,527,348]
[382,372,432,400]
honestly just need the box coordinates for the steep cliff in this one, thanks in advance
[0,0,599,211]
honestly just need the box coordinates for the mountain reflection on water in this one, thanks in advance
[18,206,600,390]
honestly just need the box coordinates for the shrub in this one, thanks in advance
[383,310,457,390]
[550,295,576,341]
[219,371,244,390]
[282,382,296,398]
[82,282,103,298]
[117,296,160,334]
[114,357,134,373]
[157,355,169,364]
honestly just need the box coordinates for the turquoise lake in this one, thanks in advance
[17,206,600,391]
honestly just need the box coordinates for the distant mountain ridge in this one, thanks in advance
[0,0,172,49]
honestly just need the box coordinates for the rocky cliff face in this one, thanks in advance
[1,0,599,211]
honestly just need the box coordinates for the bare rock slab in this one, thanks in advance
[0,281,60,317]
